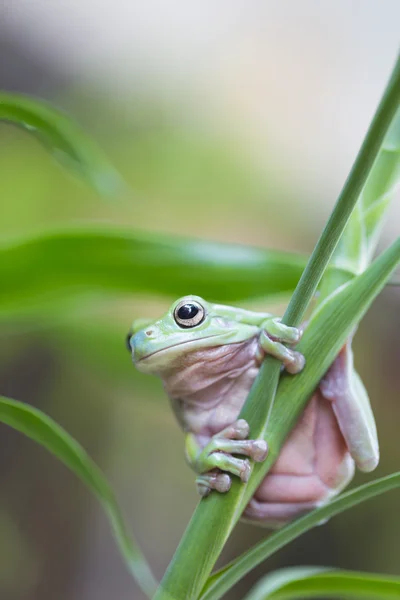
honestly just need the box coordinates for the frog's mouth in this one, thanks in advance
[135,334,223,364]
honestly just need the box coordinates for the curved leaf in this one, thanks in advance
[244,567,400,600]
[328,108,400,278]
[0,395,157,598]
[0,93,122,195]
[0,227,308,318]
[319,107,400,297]
[201,472,400,600]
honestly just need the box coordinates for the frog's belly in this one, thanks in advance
[243,391,355,528]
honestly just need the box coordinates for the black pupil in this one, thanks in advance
[177,303,199,320]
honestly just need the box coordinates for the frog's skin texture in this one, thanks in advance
[128,295,379,528]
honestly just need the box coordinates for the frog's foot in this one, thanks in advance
[258,318,305,374]
[194,419,268,497]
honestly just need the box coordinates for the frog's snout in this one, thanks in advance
[130,328,158,362]
[126,328,155,356]
[126,331,133,352]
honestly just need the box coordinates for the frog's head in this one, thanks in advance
[127,295,258,373]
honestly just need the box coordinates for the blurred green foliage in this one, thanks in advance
[0,95,314,600]
[0,91,399,600]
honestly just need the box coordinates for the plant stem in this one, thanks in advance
[154,52,400,600]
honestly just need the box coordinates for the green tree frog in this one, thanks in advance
[127,295,379,527]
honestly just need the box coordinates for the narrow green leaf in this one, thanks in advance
[282,54,400,327]
[154,238,400,600]
[0,227,307,319]
[243,566,400,600]
[0,93,122,195]
[202,473,400,600]
[244,567,329,600]
[319,107,400,296]
[247,236,400,500]
[0,396,157,598]
[200,237,400,600]
[154,52,400,600]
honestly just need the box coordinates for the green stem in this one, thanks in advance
[285,54,400,326]
[153,53,400,600]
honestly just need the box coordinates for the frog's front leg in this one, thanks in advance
[212,304,305,374]
[258,317,305,374]
[185,420,268,497]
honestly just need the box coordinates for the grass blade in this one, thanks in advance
[0,395,157,598]
[243,566,400,600]
[0,92,122,195]
[202,473,400,599]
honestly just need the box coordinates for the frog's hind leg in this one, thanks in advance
[243,498,323,529]
[242,390,356,528]
[319,339,379,473]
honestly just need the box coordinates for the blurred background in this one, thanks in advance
[0,2,400,599]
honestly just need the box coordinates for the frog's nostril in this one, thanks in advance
[145,330,154,337]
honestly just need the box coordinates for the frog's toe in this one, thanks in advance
[223,423,268,461]
[206,438,268,464]
[232,419,250,440]
[285,350,306,374]
[196,472,231,496]
[217,419,249,440]
[264,318,303,344]
[250,440,268,462]
[214,473,232,492]
[239,459,251,482]
[259,332,305,374]
[197,480,211,497]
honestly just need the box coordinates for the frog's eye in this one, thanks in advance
[174,300,205,328]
